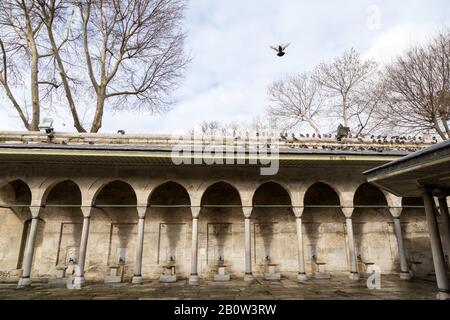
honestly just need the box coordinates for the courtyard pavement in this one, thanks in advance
[0,274,438,300]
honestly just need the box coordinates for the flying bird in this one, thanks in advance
[270,43,290,57]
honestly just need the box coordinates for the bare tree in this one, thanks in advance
[267,72,324,136]
[0,0,55,130]
[224,120,240,137]
[199,120,219,135]
[349,77,385,137]
[379,30,450,139]
[43,0,189,132]
[314,48,377,128]
[194,117,282,137]
[0,0,189,132]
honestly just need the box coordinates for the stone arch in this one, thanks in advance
[304,182,341,208]
[91,179,137,206]
[304,180,344,208]
[198,180,243,207]
[200,181,243,273]
[353,182,388,214]
[352,183,395,273]
[252,180,294,205]
[0,178,31,194]
[302,182,347,273]
[89,180,138,278]
[40,180,84,272]
[252,181,295,272]
[0,179,32,219]
[37,178,83,206]
[252,181,293,206]
[400,197,432,274]
[148,181,191,206]
[0,179,37,275]
[44,180,83,206]
[148,181,191,275]
[200,181,242,208]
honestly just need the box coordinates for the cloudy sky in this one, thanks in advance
[1,0,450,134]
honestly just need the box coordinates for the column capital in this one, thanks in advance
[29,206,41,218]
[81,198,94,209]
[433,189,449,199]
[293,207,304,218]
[242,206,252,218]
[390,207,403,218]
[342,207,354,218]
[136,206,147,219]
[191,206,201,218]
[80,206,92,218]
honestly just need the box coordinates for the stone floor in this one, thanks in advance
[0,275,439,300]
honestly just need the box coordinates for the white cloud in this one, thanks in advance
[363,22,442,64]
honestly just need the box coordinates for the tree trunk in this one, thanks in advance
[30,48,39,131]
[45,25,86,133]
[24,11,40,132]
[342,93,349,127]
[90,87,106,133]
[433,117,448,140]
[440,116,450,139]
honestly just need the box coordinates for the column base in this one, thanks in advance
[437,290,450,300]
[188,274,199,285]
[48,277,68,287]
[73,276,85,285]
[264,272,281,281]
[400,272,412,280]
[244,273,254,282]
[297,273,308,282]
[67,276,85,290]
[349,272,360,280]
[160,275,177,283]
[314,272,331,280]
[214,274,230,281]
[104,275,123,283]
[132,276,144,284]
[17,277,31,288]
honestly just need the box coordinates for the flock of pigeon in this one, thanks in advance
[278,132,438,144]
[274,132,438,153]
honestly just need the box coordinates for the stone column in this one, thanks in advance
[243,207,253,281]
[296,217,308,281]
[132,206,147,284]
[18,207,41,287]
[343,210,359,280]
[437,195,450,268]
[293,207,307,281]
[392,216,411,279]
[72,206,92,289]
[189,207,201,285]
[423,190,450,300]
